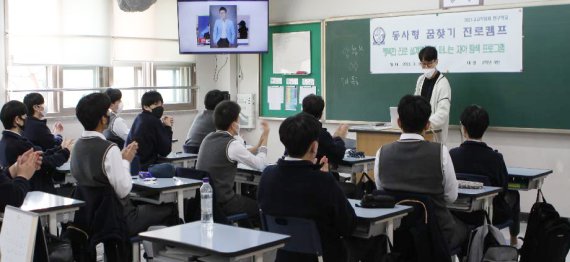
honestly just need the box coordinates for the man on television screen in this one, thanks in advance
[212,6,236,48]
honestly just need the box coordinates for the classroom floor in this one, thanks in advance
[93,223,570,261]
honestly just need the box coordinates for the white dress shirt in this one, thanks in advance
[374,133,458,203]
[82,131,132,199]
[223,131,268,171]
[112,115,130,141]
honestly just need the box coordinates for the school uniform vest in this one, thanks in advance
[71,136,115,187]
[185,110,215,148]
[378,140,457,242]
[196,131,237,204]
[103,113,125,149]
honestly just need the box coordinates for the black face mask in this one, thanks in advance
[151,106,164,119]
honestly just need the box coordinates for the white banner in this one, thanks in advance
[370,8,523,74]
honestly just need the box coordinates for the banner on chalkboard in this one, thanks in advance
[370,8,522,74]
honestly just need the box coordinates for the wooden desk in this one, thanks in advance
[349,125,439,156]
[448,186,502,221]
[507,167,553,191]
[131,177,202,220]
[138,222,289,262]
[19,191,85,235]
[348,199,412,242]
[158,152,198,168]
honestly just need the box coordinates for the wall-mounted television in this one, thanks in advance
[177,0,269,54]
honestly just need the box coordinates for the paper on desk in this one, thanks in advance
[268,86,284,110]
[299,85,317,102]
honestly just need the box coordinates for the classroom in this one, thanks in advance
[0,0,569,261]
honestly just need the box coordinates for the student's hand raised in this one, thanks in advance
[318,156,329,172]
[333,124,349,139]
[122,142,138,162]
[260,120,270,135]
[53,122,64,135]
[62,139,75,152]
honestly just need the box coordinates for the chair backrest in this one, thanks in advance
[374,190,452,262]
[260,212,322,256]
[456,173,492,186]
[182,144,199,154]
[175,167,208,181]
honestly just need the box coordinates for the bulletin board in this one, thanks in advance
[260,22,322,118]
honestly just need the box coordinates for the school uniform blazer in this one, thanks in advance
[126,111,173,171]
[415,73,451,145]
[317,127,346,166]
[0,168,30,212]
[449,140,512,223]
[0,130,69,192]
[23,116,63,151]
[258,159,357,262]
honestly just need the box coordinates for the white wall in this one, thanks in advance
[238,0,570,218]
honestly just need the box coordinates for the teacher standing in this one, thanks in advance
[414,46,451,145]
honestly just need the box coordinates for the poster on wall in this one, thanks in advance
[370,8,523,74]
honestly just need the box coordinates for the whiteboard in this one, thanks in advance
[0,205,39,261]
[272,31,311,75]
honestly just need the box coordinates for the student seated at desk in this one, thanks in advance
[301,94,348,166]
[196,100,269,220]
[126,91,174,173]
[22,93,65,151]
[374,95,467,251]
[0,101,72,193]
[449,105,520,246]
[258,113,356,262]
[103,88,130,149]
[0,149,41,212]
[184,89,226,154]
[73,93,178,236]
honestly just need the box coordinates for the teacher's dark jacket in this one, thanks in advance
[258,159,356,262]
[0,130,69,193]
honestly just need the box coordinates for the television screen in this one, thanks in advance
[177,0,269,54]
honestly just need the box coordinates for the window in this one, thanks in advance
[5,0,197,115]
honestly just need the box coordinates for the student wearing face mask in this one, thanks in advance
[103,88,130,149]
[414,46,451,145]
[196,101,270,222]
[22,93,67,151]
[0,100,72,193]
[126,91,174,172]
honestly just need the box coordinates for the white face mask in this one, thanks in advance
[423,68,436,79]
[235,122,241,136]
[41,106,48,116]
[117,102,124,114]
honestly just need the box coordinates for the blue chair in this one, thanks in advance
[260,211,323,260]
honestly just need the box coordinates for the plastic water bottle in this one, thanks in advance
[200,177,214,225]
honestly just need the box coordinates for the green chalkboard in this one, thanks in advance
[260,22,322,118]
[325,5,570,129]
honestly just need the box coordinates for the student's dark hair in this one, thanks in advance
[219,7,227,13]
[104,88,122,104]
[302,94,325,119]
[397,95,431,133]
[141,91,163,108]
[418,46,438,62]
[204,90,226,110]
[1,100,28,129]
[280,113,321,158]
[23,93,44,116]
[214,100,240,130]
[76,93,111,131]
[460,105,489,139]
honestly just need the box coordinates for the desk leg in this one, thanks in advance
[351,172,357,184]
[236,182,242,195]
[483,198,493,223]
[132,242,140,262]
[49,215,58,236]
[387,220,394,243]
[254,254,264,262]
[177,190,185,221]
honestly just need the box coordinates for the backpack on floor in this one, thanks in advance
[520,190,570,262]
[464,213,518,262]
